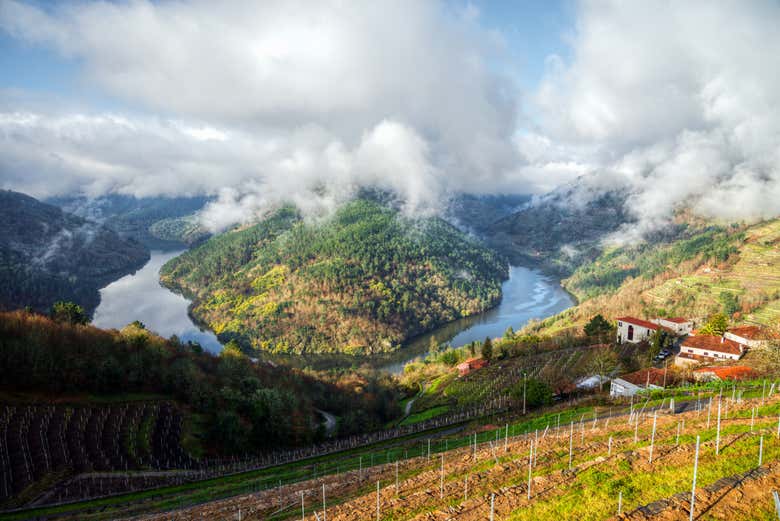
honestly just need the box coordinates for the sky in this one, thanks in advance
[0,0,779,234]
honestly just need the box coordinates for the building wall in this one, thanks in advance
[616,321,655,344]
[675,355,700,368]
[654,319,693,335]
[680,345,741,361]
[724,333,764,349]
[610,378,640,397]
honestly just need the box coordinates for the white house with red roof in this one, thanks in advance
[675,334,745,367]
[724,325,769,349]
[651,317,694,336]
[616,316,675,344]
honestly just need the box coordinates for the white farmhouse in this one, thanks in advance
[675,335,745,367]
[616,316,672,344]
[651,317,694,336]
[724,326,769,349]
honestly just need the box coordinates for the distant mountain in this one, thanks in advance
[486,179,633,275]
[161,198,508,355]
[0,190,149,315]
[49,194,211,249]
[445,193,531,234]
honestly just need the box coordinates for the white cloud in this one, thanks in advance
[2,0,780,235]
[0,0,530,228]
[530,0,780,232]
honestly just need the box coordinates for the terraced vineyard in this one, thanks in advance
[0,401,193,510]
[409,343,642,414]
[525,218,780,337]
[108,382,780,521]
[644,220,780,326]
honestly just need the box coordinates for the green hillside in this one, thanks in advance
[160,198,507,355]
[522,218,780,336]
[0,190,149,315]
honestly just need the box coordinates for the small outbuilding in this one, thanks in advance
[693,365,756,382]
[610,368,667,397]
[457,357,488,377]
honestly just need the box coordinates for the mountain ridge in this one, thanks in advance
[0,190,150,315]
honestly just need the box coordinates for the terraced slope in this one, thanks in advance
[123,385,780,521]
[524,218,780,337]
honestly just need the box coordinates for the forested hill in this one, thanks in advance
[161,198,508,355]
[0,309,401,451]
[486,180,632,275]
[0,190,149,315]
[50,193,211,248]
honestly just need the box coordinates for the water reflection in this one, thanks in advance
[377,266,573,373]
[93,250,223,353]
[93,255,572,370]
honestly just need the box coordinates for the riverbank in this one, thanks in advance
[95,251,572,372]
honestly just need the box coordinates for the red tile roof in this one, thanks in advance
[681,335,743,356]
[616,316,674,334]
[619,368,667,387]
[664,317,690,324]
[457,358,487,371]
[693,366,756,381]
[616,316,660,330]
[727,326,765,340]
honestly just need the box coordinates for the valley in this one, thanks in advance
[0,191,150,316]
[3,2,779,519]
[92,250,222,353]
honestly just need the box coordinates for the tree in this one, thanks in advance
[509,378,552,408]
[428,335,439,358]
[649,329,665,362]
[586,346,620,390]
[503,326,515,340]
[719,291,739,316]
[584,314,614,338]
[51,301,88,325]
[211,410,245,452]
[130,320,146,330]
[699,313,729,336]
[481,337,493,361]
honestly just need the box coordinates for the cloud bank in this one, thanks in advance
[528,0,780,235]
[0,0,527,230]
[1,0,780,234]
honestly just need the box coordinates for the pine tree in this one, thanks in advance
[481,337,493,361]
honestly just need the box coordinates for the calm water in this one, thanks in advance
[93,253,573,368]
[93,250,223,353]
[377,265,573,373]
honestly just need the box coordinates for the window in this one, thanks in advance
[627,325,634,341]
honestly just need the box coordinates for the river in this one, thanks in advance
[93,250,223,353]
[93,252,573,369]
[376,265,573,373]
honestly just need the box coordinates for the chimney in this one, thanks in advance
[721,336,724,343]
